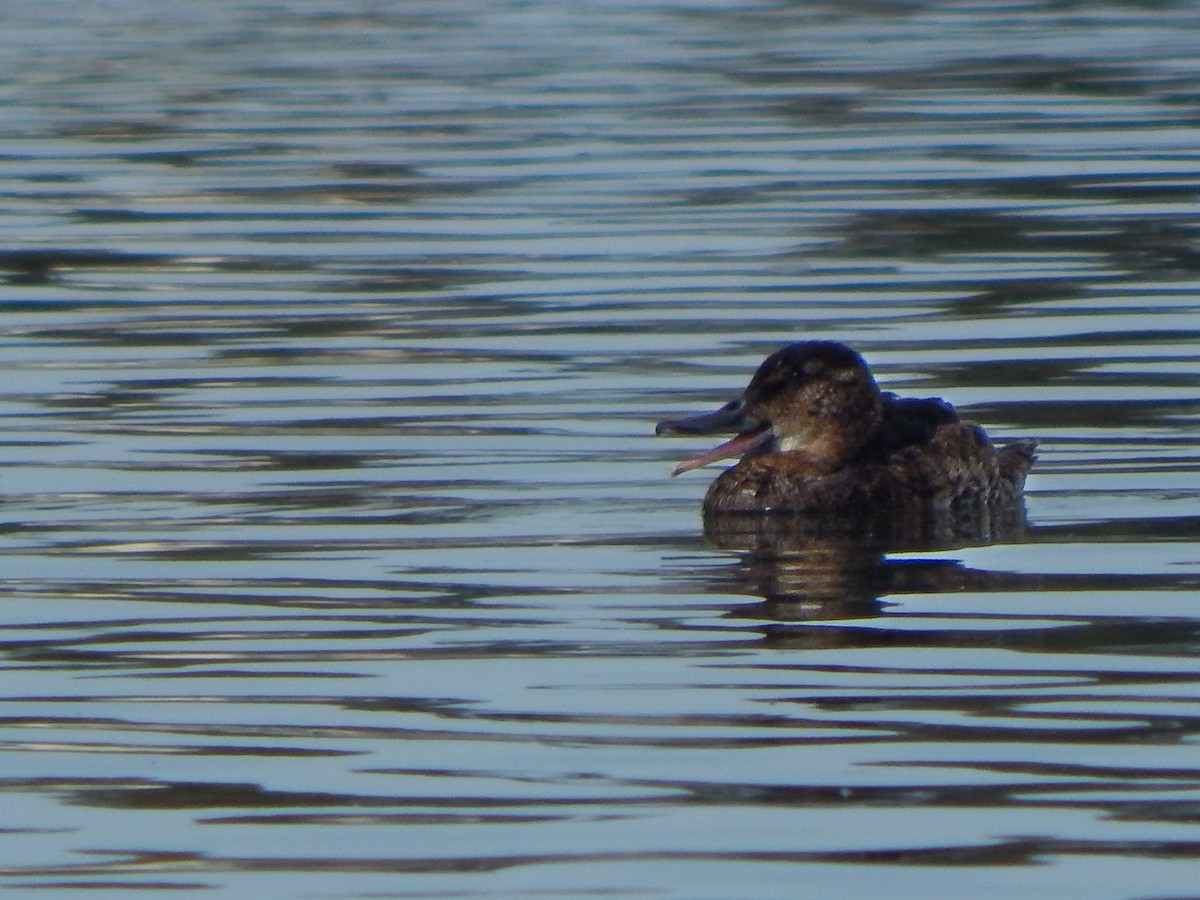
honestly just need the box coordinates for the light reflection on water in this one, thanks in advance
[0,0,1198,897]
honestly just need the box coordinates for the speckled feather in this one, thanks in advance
[705,420,1036,517]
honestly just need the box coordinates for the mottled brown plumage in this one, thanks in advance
[656,341,1036,539]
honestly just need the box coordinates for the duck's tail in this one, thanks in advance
[998,439,1038,488]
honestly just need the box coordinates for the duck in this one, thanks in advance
[656,341,1036,538]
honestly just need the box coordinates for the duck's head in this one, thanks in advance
[656,341,884,475]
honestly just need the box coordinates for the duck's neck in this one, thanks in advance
[773,392,883,471]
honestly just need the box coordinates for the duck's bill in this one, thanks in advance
[655,398,749,437]
[657,398,772,475]
[669,423,772,476]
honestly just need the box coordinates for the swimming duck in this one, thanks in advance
[656,341,1036,535]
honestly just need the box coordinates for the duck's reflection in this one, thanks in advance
[694,507,1030,627]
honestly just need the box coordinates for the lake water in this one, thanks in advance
[0,1,1198,897]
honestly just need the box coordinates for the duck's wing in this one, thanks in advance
[861,393,959,461]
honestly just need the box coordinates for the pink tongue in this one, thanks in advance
[672,425,772,476]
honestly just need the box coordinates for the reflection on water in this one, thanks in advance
[0,0,1198,897]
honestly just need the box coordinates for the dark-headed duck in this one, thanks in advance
[656,341,1036,534]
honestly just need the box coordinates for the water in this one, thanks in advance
[0,1,1198,897]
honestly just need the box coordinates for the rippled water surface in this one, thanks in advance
[1,1,1199,897]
